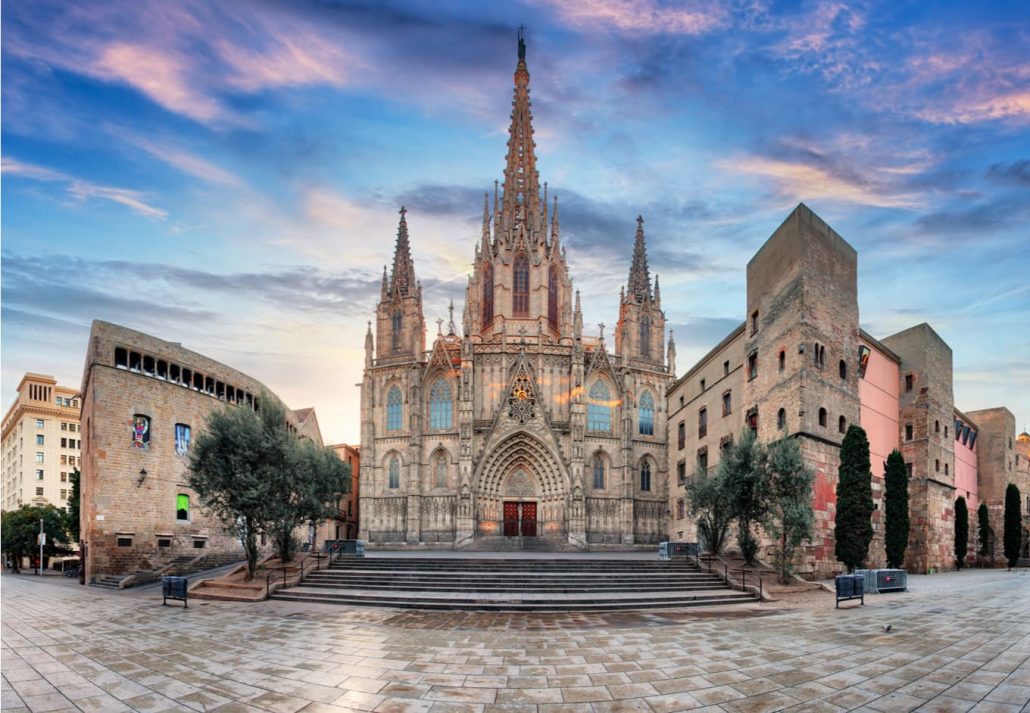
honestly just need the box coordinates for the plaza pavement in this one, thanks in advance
[1,568,1028,713]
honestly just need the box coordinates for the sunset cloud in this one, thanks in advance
[531,0,726,35]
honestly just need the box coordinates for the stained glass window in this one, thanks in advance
[392,309,402,352]
[482,262,494,325]
[638,391,654,436]
[548,265,558,328]
[639,315,650,357]
[386,386,402,431]
[429,379,452,429]
[508,370,535,423]
[513,253,529,316]
[587,381,612,433]
[640,460,651,491]
[175,423,191,455]
[388,455,400,489]
[593,453,605,489]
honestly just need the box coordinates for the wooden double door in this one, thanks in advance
[503,501,537,537]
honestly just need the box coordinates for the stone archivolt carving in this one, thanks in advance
[508,371,535,423]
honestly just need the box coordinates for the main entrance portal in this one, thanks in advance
[503,501,537,537]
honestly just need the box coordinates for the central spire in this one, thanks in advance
[499,26,542,240]
[389,206,416,297]
[627,215,653,303]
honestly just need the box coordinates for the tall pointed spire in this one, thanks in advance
[481,192,491,254]
[499,26,541,239]
[627,215,652,303]
[573,289,583,339]
[389,206,416,297]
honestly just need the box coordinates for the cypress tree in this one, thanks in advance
[834,424,874,572]
[977,502,990,563]
[1003,483,1022,568]
[883,449,909,569]
[954,496,968,570]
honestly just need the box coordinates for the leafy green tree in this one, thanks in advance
[954,496,968,570]
[686,468,732,556]
[266,437,351,564]
[977,502,991,563]
[834,425,874,572]
[1,504,73,572]
[187,396,290,579]
[66,469,82,543]
[765,434,815,584]
[721,429,769,566]
[1003,483,1022,568]
[883,450,909,569]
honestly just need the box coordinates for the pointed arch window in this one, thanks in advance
[388,455,400,489]
[548,265,559,329]
[391,309,402,352]
[386,385,403,431]
[638,391,655,436]
[482,262,494,326]
[640,316,651,357]
[640,460,652,492]
[434,452,447,488]
[429,379,452,429]
[587,381,613,433]
[513,253,529,317]
[592,453,606,489]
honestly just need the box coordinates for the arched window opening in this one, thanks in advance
[548,265,558,329]
[386,386,403,431]
[513,253,529,316]
[176,494,190,521]
[818,407,827,428]
[779,350,785,372]
[429,379,452,429]
[839,415,846,434]
[640,316,651,357]
[777,408,786,430]
[592,453,605,489]
[839,359,847,379]
[435,453,447,488]
[638,391,655,436]
[388,455,400,489]
[392,309,403,352]
[587,381,613,433]
[640,460,651,492]
[482,262,494,326]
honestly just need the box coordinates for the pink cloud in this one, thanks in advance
[532,0,726,35]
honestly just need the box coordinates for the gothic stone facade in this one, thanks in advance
[359,36,673,549]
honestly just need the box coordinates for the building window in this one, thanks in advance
[747,351,758,381]
[905,423,913,441]
[60,489,67,499]
[157,538,171,548]
[818,408,827,428]
[779,350,785,372]
[746,407,758,435]
[722,391,732,416]
[676,498,685,520]
[60,472,67,483]
[906,462,913,477]
[175,424,191,456]
[592,453,606,489]
[638,391,655,436]
[117,537,132,547]
[944,463,949,476]
[968,431,977,448]
[115,348,128,368]
[392,309,403,352]
[700,378,706,391]
[587,381,613,433]
[777,408,786,430]
[839,360,847,380]
[678,421,686,448]
[639,316,651,357]
[698,408,707,438]
[548,265,559,330]
[132,415,151,449]
[723,360,729,376]
[35,487,44,496]
[697,447,708,472]
[482,262,494,325]
[813,343,826,368]
[905,374,913,392]
[513,253,530,316]
[35,469,44,480]
[750,310,759,335]
[36,434,44,446]
[61,422,68,431]
[935,420,940,433]
[935,459,940,473]
[640,460,651,492]
[388,456,400,489]
[386,386,403,431]
[193,539,206,549]
[429,379,452,429]
[677,460,686,484]
[434,453,447,488]
[35,452,44,463]
[839,415,846,434]
[176,494,190,521]
[36,419,44,429]
[720,435,733,453]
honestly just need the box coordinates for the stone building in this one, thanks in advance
[79,320,322,585]
[359,32,673,549]
[667,204,1023,576]
[315,443,360,543]
[1,373,82,513]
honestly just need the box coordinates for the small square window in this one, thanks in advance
[193,539,206,549]
[36,419,44,429]
[157,538,172,548]
[117,537,132,547]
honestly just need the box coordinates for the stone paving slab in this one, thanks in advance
[1,569,1028,713]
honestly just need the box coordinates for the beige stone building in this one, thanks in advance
[80,320,322,585]
[2,374,81,513]
[315,444,360,544]
[359,33,672,549]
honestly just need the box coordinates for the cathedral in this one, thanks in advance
[358,31,675,549]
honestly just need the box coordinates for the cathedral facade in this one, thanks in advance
[358,33,674,549]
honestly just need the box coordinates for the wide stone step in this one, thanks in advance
[270,586,755,611]
[298,581,728,593]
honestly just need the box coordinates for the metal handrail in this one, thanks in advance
[696,554,764,599]
[264,551,330,598]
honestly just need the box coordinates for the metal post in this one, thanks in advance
[39,518,44,576]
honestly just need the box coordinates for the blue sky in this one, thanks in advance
[3,0,1028,444]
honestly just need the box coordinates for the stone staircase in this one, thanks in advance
[270,556,758,611]
[91,573,129,590]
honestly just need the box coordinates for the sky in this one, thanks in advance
[2,0,1028,445]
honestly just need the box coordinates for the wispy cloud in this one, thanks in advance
[114,131,244,187]
[3,156,168,219]
[532,0,726,35]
